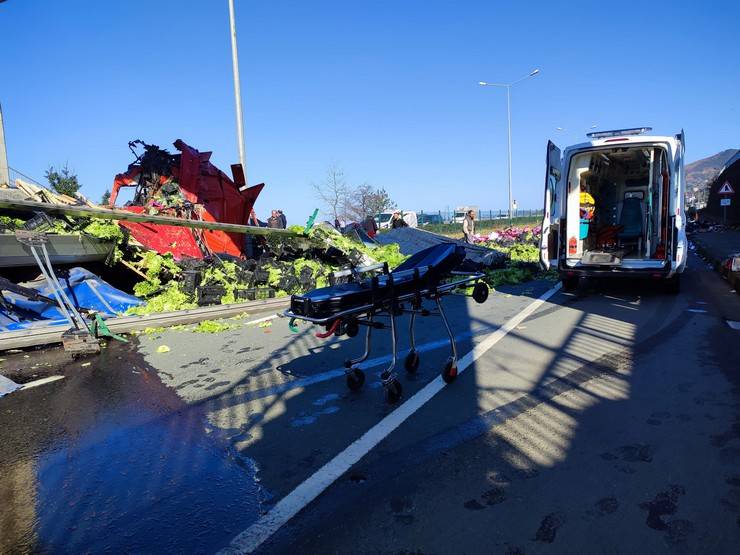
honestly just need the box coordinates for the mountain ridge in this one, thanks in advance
[686,148,739,191]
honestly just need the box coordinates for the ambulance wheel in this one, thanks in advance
[665,275,681,295]
[344,319,359,338]
[404,349,420,373]
[442,358,458,384]
[561,276,578,292]
[346,368,365,391]
[472,282,489,304]
[385,379,403,403]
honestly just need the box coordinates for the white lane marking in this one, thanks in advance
[727,320,740,330]
[245,314,279,325]
[20,375,65,390]
[687,308,708,314]
[219,283,562,554]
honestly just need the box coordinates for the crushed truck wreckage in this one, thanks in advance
[109,139,264,259]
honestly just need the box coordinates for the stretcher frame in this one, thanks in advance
[284,262,488,402]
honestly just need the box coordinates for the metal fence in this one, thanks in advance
[417,208,544,223]
[8,166,46,188]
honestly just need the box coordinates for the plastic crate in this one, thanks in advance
[235,287,275,301]
[197,284,226,306]
[23,212,55,232]
[235,269,253,285]
[252,268,270,285]
[180,269,202,295]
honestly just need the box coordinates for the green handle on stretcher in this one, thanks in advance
[288,317,299,333]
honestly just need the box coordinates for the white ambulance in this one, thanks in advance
[539,127,687,292]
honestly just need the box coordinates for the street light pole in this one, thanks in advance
[505,85,512,224]
[479,69,540,224]
[0,102,9,187]
[228,0,247,185]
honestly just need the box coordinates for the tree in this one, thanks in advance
[313,165,398,223]
[45,164,81,197]
[101,189,111,206]
[312,165,350,222]
[346,183,396,221]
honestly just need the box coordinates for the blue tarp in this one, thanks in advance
[1,267,142,331]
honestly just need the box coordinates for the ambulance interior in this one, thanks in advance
[566,146,671,266]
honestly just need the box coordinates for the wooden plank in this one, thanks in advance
[0,297,290,351]
[0,198,302,237]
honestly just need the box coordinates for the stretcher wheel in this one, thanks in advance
[442,358,458,384]
[385,379,402,403]
[472,282,489,304]
[346,368,365,391]
[404,349,420,373]
[344,319,359,338]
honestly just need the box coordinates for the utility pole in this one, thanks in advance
[228,0,247,186]
[0,103,9,187]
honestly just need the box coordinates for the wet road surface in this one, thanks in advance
[0,344,260,554]
[1,250,740,554]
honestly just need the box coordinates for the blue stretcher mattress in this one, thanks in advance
[289,243,465,319]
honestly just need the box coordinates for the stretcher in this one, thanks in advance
[285,243,489,402]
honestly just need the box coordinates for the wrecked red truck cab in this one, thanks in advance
[109,139,263,259]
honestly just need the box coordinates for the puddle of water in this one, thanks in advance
[0,342,262,554]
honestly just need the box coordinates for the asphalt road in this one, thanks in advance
[1,250,739,554]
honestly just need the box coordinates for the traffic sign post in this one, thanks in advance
[719,181,735,224]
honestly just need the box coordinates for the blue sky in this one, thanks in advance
[2,0,739,223]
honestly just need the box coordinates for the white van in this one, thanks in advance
[376,211,418,229]
[452,206,479,224]
[540,127,687,292]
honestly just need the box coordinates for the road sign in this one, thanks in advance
[718,181,735,195]
[720,198,731,207]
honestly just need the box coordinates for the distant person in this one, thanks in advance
[462,209,475,243]
[334,217,341,230]
[247,208,260,226]
[278,210,287,229]
[363,214,378,238]
[267,209,282,229]
[391,211,408,229]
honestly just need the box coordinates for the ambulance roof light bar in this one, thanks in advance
[587,127,652,139]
